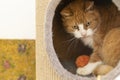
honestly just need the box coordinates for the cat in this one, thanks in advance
[60,0,120,76]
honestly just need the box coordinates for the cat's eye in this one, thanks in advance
[86,22,91,27]
[73,26,79,30]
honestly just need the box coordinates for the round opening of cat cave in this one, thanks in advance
[45,0,120,80]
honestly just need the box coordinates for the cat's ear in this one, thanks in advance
[60,7,73,18]
[85,1,94,12]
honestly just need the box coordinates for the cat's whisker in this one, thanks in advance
[54,37,77,54]
[66,38,78,53]
[72,38,80,51]
[66,40,75,53]
[62,37,76,44]
[56,38,76,52]
[73,38,79,49]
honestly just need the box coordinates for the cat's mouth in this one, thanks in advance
[80,35,90,38]
[74,35,87,39]
[74,34,92,39]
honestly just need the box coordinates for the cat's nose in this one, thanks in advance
[81,32,86,37]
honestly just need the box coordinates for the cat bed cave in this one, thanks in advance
[45,0,120,80]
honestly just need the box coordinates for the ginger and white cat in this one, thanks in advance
[60,0,120,75]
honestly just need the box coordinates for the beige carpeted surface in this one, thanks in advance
[37,0,64,80]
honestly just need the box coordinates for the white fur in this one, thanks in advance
[81,36,93,48]
[73,24,84,38]
[77,61,102,75]
[74,30,82,38]
[73,24,94,47]
[86,29,93,36]
[79,24,87,36]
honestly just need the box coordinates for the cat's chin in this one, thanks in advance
[74,36,87,39]
[78,35,91,39]
[74,36,93,48]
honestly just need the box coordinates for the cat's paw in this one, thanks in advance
[76,66,92,75]
[76,62,102,76]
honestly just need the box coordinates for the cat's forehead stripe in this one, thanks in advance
[78,24,84,29]
[78,24,83,26]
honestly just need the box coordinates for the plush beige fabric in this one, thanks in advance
[36,0,64,80]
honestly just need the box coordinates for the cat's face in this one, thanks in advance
[61,1,101,38]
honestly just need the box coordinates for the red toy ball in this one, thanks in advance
[75,55,90,67]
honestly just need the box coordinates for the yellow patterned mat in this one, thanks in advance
[0,40,35,80]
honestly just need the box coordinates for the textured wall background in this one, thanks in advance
[37,0,120,80]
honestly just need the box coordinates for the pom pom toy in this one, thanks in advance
[75,55,90,67]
